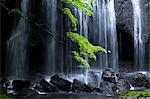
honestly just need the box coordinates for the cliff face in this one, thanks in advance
[115,0,150,42]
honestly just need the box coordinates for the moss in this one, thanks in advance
[120,89,150,99]
[0,94,11,99]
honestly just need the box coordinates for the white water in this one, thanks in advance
[131,0,145,71]
[6,0,29,79]
[45,0,57,75]
[73,0,118,84]
[74,0,118,71]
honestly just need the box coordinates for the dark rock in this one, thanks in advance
[39,79,58,92]
[86,70,102,88]
[116,79,130,92]
[32,79,58,92]
[131,73,147,87]
[50,74,72,92]
[102,69,116,83]
[72,79,93,93]
[17,88,38,96]
[0,78,7,94]
[12,80,31,91]
[92,88,102,93]
[100,80,117,95]
[115,0,134,36]
[145,79,150,88]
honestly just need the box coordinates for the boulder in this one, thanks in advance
[72,79,93,93]
[100,80,117,95]
[12,80,31,91]
[116,79,130,92]
[130,73,147,87]
[86,70,102,88]
[102,69,116,83]
[145,79,150,88]
[32,79,58,92]
[17,88,38,96]
[50,74,72,92]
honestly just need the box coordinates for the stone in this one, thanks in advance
[12,80,31,91]
[116,79,130,92]
[102,69,116,83]
[145,79,150,88]
[39,79,58,92]
[50,74,72,92]
[100,81,117,95]
[17,88,38,96]
[131,73,147,87]
[72,79,93,93]
[32,79,58,92]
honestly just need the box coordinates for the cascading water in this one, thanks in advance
[75,0,118,70]
[131,0,145,71]
[73,0,118,84]
[93,0,118,70]
[6,0,29,79]
[45,0,57,75]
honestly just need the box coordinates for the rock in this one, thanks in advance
[145,79,150,88]
[86,70,102,88]
[116,79,130,92]
[12,80,31,91]
[0,78,8,94]
[131,73,147,87]
[32,79,58,92]
[17,88,38,96]
[39,79,58,92]
[115,0,134,36]
[100,81,117,95]
[92,88,102,93]
[102,69,116,83]
[72,79,93,93]
[50,74,72,92]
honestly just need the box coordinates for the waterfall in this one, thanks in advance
[131,0,145,71]
[73,0,118,84]
[45,0,57,75]
[6,0,29,79]
[75,0,118,71]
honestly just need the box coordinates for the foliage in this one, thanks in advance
[67,32,108,60]
[0,0,6,3]
[63,8,78,31]
[72,51,90,69]
[63,0,94,16]
[120,89,150,99]
[8,8,22,17]
[64,0,109,69]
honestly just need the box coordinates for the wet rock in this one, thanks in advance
[50,74,72,92]
[12,80,31,91]
[17,88,38,96]
[100,80,117,95]
[72,79,93,93]
[40,79,58,92]
[130,73,147,87]
[102,69,116,83]
[145,79,150,88]
[116,79,130,92]
[86,70,102,88]
[0,78,8,94]
[92,88,102,93]
[32,79,58,92]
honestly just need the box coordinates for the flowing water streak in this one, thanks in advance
[93,0,118,70]
[131,0,145,70]
[46,0,57,74]
[74,0,118,84]
[6,0,29,79]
